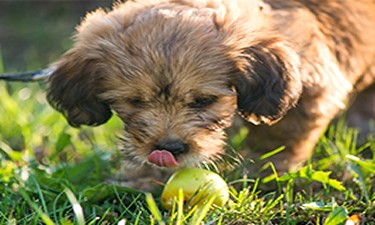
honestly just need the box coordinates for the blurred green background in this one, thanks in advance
[0,1,121,163]
[0,1,113,71]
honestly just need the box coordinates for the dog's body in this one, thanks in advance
[47,0,375,190]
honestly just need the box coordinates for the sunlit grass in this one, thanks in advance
[0,80,374,224]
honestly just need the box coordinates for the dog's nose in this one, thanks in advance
[154,139,189,156]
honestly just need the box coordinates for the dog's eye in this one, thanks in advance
[188,96,217,109]
[128,98,144,107]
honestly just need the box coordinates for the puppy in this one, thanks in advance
[47,0,375,191]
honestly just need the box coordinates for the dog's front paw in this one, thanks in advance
[110,177,163,192]
[110,164,174,192]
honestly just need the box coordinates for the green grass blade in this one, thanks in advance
[190,193,217,225]
[259,146,285,160]
[19,188,56,225]
[64,188,85,225]
[145,192,165,225]
[323,206,347,225]
[176,189,184,225]
[347,155,375,173]
[134,212,142,225]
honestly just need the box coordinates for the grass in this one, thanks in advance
[0,3,374,223]
[0,79,374,225]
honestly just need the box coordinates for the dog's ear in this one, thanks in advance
[46,4,145,128]
[47,49,112,127]
[232,38,302,125]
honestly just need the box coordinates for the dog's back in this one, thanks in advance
[266,0,375,87]
[244,0,375,172]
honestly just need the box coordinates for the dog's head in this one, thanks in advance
[47,0,302,168]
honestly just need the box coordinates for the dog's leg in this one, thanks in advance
[347,84,375,145]
[110,164,173,192]
[243,95,346,174]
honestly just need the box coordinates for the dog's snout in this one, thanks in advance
[155,139,189,156]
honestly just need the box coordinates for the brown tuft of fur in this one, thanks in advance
[47,0,375,190]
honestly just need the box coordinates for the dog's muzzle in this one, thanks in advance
[148,139,189,167]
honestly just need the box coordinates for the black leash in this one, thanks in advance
[0,67,55,82]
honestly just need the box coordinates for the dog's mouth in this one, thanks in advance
[147,150,179,167]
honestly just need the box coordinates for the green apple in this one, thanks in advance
[161,168,229,209]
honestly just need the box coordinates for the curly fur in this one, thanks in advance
[47,0,375,190]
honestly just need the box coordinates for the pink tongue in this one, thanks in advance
[148,150,179,167]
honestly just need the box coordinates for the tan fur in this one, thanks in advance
[47,0,375,191]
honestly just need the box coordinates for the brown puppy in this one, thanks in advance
[47,0,375,190]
